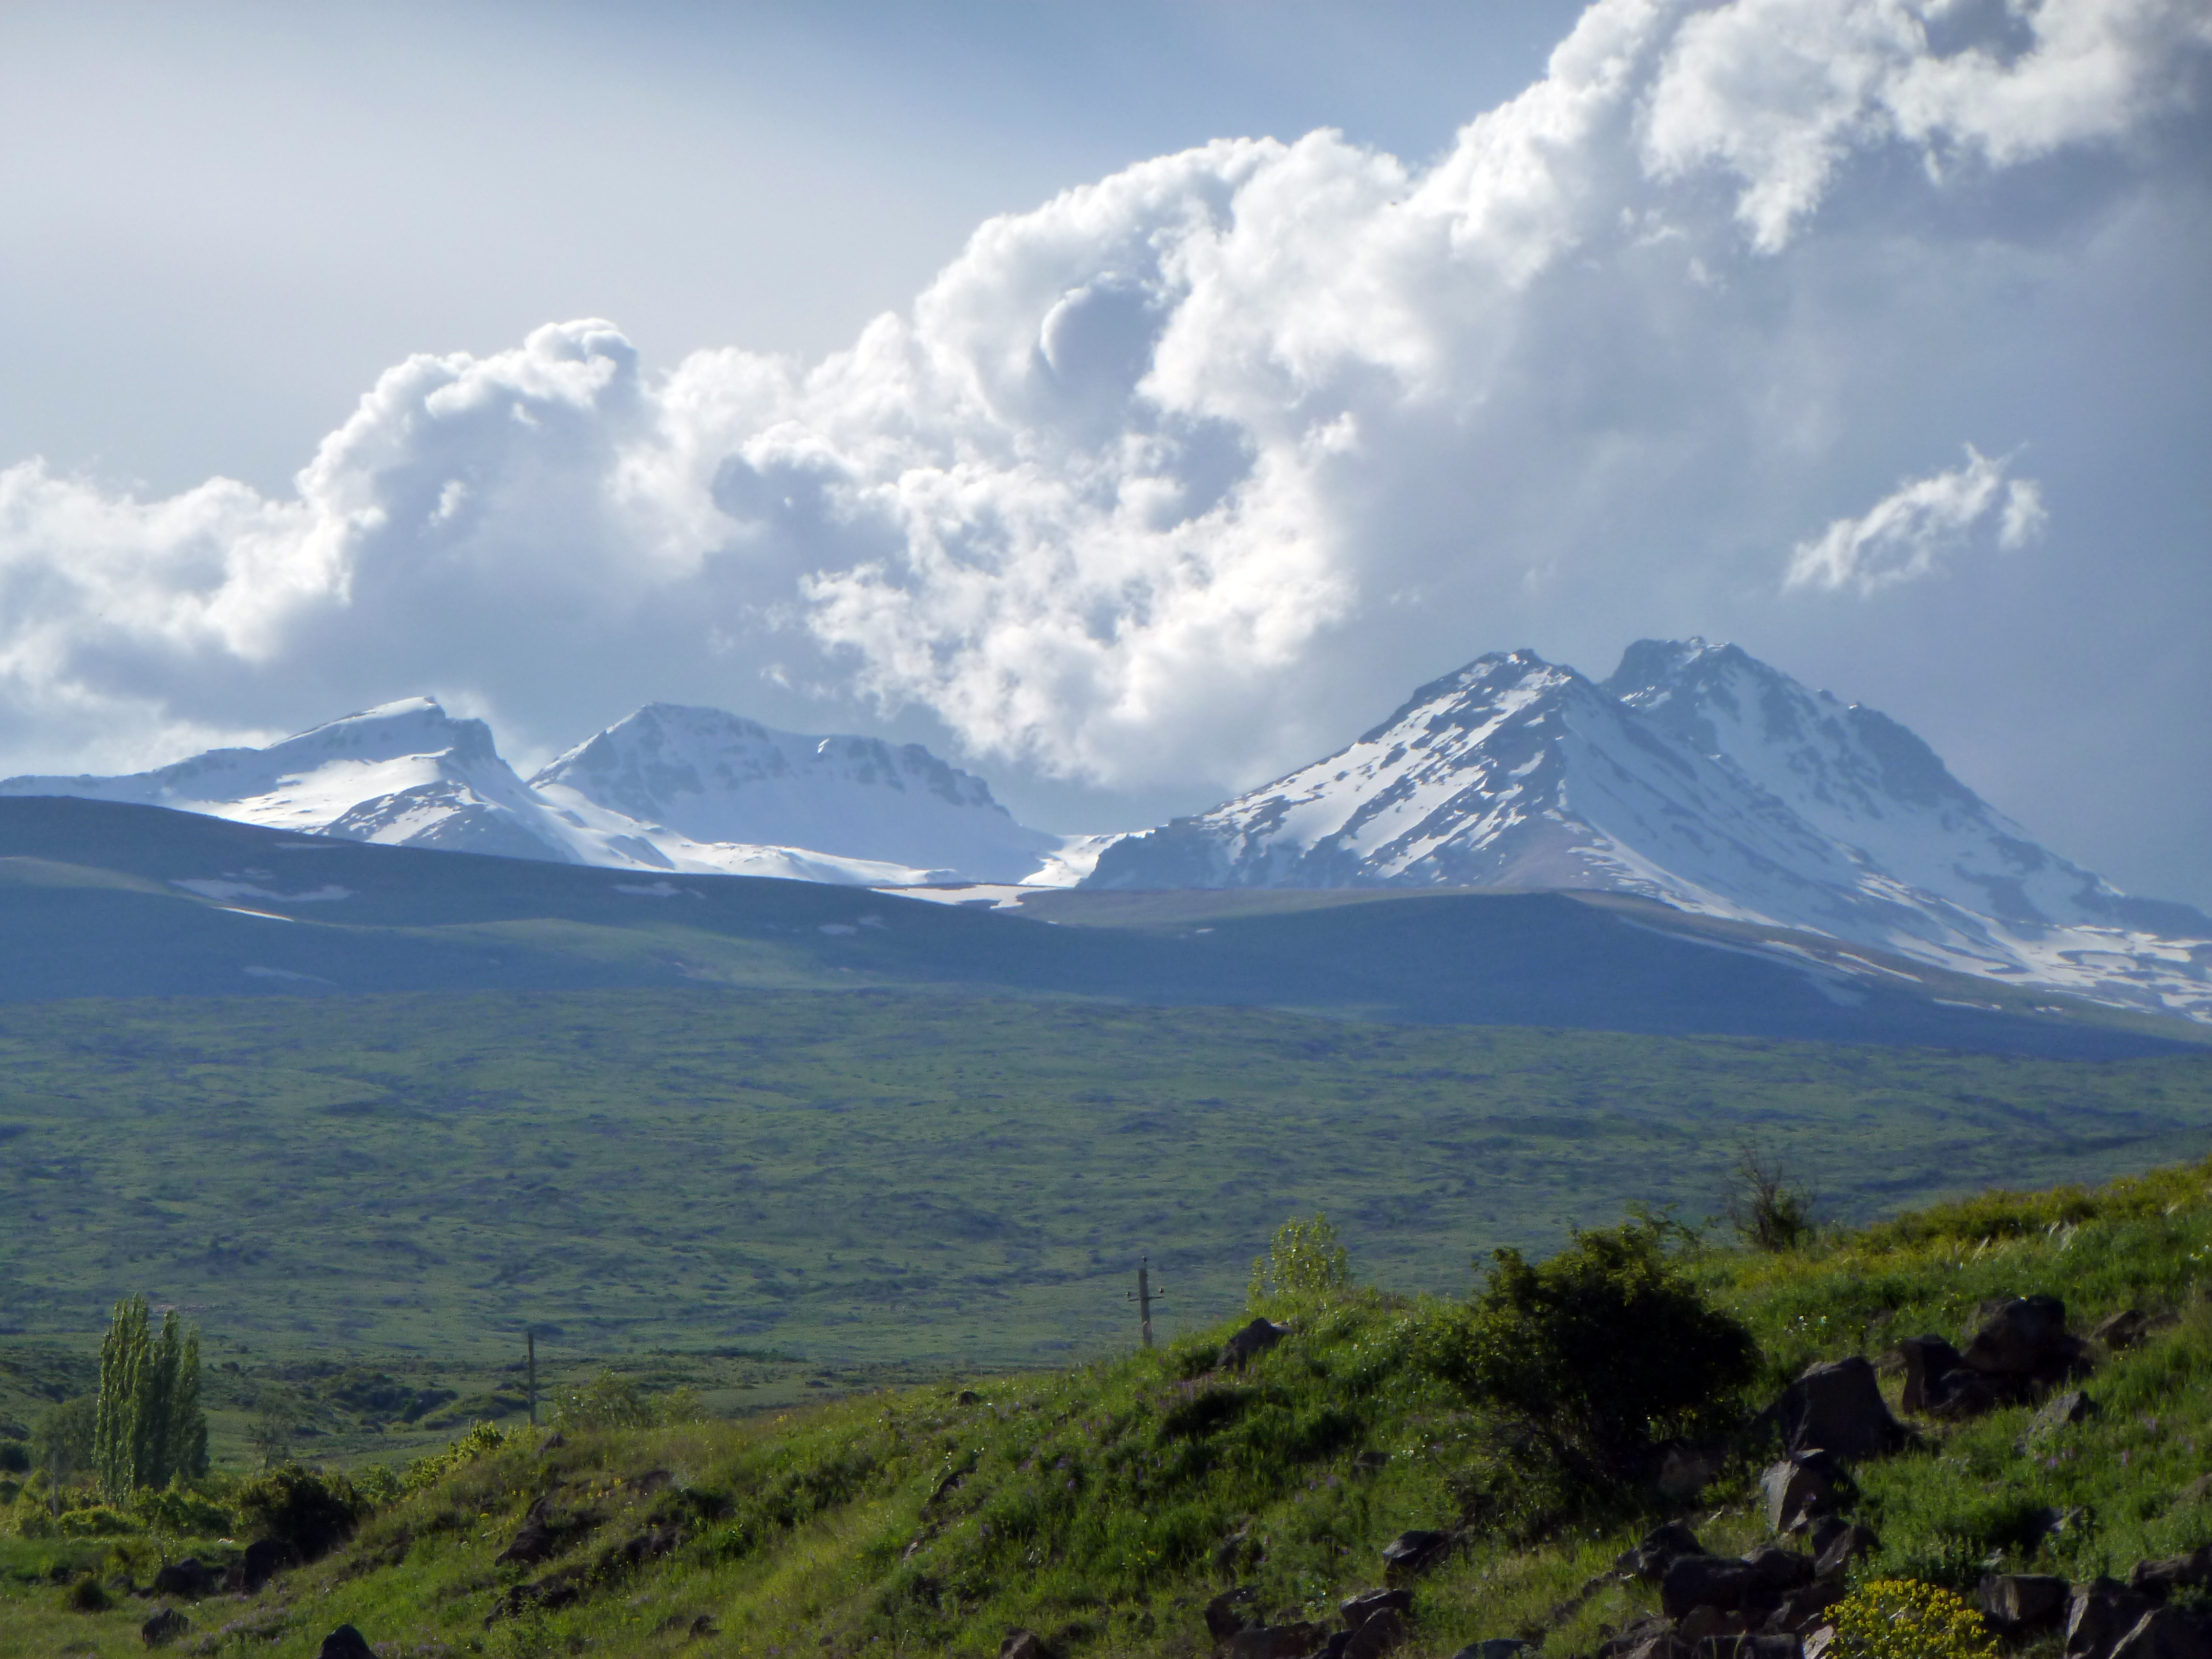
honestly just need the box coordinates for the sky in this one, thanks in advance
[1,0,2208,905]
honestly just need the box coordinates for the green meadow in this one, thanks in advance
[5,987,2211,1376]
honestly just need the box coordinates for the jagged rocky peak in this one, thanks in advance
[534,703,1008,827]
[1604,637,1978,816]
[530,703,1064,881]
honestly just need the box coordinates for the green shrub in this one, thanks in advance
[1248,1213,1353,1317]
[131,1480,233,1538]
[0,1440,29,1475]
[548,1372,700,1432]
[66,1572,110,1611]
[403,1422,508,1491]
[55,1504,137,1538]
[1828,1579,1996,1659]
[233,1464,370,1561]
[1432,1218,1758,1482]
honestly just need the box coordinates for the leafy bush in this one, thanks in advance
[66,1572,110,1611]
[549,1373,702,1432]
[55,1504,137,1538]
[233,1464,371,1560]
[1248,1213,1352,1316]
[403,1422,508,1492]
[1828,1579,1996,1659]
[1430,1218,1758,1482]
[131,1479,233,1538]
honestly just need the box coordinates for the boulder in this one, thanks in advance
[1964,1296,2091,1384]
[2131,1548,2212,1599]
[1740,1546,1816,1593]
[1810,1522,1878,1579]
[1225,1622,1326,1659]
[225,1537,301,1593]
[1896,1336,1970,1415]
[316,1629,376,1659]
[1965,1295,2069,1374]
[1664,1557,1757,1619]
[1381,1530,1452,1578]
[2069,1579,2163,1659]
[1760,1457,1837,1534]
[1000,1631,1047,1659]
[2094,1310,2151,1352]
[1676,1607,1750,1644]
[1343,1609,1407,1659]
[1766,1575,1846,1636]
[1982,1575,2072,1633]
[496,1496,565,1566]
[140,1607,190,1649]
[1696,1638,1801,1659]
[1341,1589,1413,1631]
[1597,1619,1678,1659]
[148,1559,219,1600]
[1221,1320,1290,1370]
[2033,1391,2099,1435]
[1772,1358,1905,1460]
[1620,1520,1708,1580]
[1459,1642,1535,1659]
[2110,1609,2212,1659]
[1206,1589,1260,1643]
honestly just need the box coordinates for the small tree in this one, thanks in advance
[1727,1143,1817,1252]
[92,1295,209,1500]
[1248,1212,1353,1317]
[32,1396,96,1515]
[1435,1218,1758,1484]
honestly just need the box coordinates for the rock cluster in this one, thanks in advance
[1897,1295,2093,1418]
[1206,1580,1416,1659]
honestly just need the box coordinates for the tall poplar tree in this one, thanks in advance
[92,1295,209,1500]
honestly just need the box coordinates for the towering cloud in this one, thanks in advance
[1,0,2206,823]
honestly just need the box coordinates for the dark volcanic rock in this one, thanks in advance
[2068,1579,2163,1659]
[1981,1574,2071,1633]
[149,1559,219,1600]
[225,1537,301,1593]
[1773,1358,1905,1459]
[1221,1319,1290,1370]
[1381,1529,1451,1577]
[1621,1520,1708,1580]
[317,1629,375,1659]
[1341,1589,1413,1631]
[1206,1589,1260,1643]
[140,1607,190,1649]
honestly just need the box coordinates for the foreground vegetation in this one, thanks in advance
[6,989,2212,1366]
[6,1154,2211,1657]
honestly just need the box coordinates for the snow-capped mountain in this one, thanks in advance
[1,698,1100,887]
[530,704,1088,885]
[1087,641,2212,1021]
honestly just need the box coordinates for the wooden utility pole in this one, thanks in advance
[526,1331,538,1428]
[1126,1257,1165,1349]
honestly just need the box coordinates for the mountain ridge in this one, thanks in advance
[1086,639,2212,1023]
[5,639,2206,1019]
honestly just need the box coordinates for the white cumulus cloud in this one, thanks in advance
[0,0,2204,797]
[1784,446,2048,594]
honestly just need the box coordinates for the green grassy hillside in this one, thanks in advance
[6,1157,2211,1659]
[5,990,2212,1367]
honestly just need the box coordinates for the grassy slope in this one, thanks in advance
[7,1158,2212,1659]
[5,992,2212,1366]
